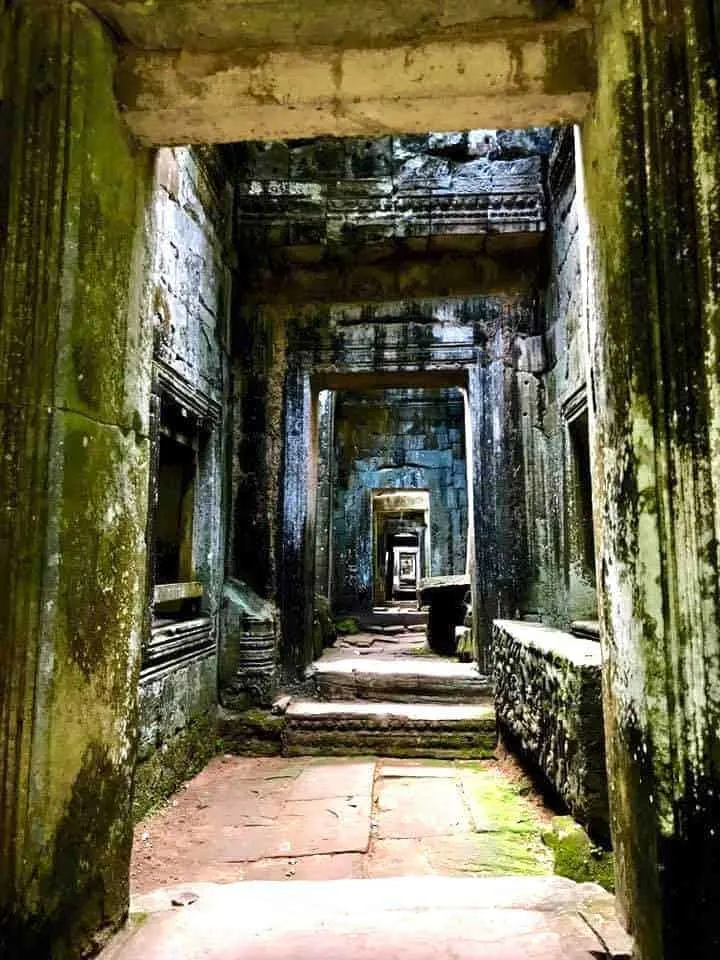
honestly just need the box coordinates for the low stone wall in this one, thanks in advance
[492,620,608,841]
[134,654,218,820]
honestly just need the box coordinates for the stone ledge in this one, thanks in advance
[494,619,601,669]
[492,620,608,841]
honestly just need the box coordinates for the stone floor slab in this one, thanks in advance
[378,762,456,779]
[422,832,553,877]
[240,853,365,881]
[287,760,375,800]
[365,838,433,878]
[375,777,471,839]
[216,795,372,861]
[460,766,547,834]
[103,877,630,960]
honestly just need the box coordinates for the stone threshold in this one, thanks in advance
[308,656,493,703]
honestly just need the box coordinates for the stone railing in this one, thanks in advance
[492,619,609,841]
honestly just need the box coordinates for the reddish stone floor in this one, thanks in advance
[130,755,554,892]
[100,755,633,959]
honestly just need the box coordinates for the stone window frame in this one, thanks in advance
[142,361,221,676]
[561,383,598,609]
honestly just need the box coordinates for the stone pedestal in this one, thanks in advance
[219,579,278,708]
[418,575,471,656]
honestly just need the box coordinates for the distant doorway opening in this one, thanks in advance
[372,489,430,604]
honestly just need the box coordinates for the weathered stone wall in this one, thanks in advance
[232,131,548,305]
[493,620,608,841]
[137,146,233,792]
[230,132,549,670]
[579,1,720,955]
[235,131,548,249]
[331,387,467,610]
[511,128,597,627]
[0,5,153,956]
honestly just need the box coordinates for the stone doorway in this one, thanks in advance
[372,489,430,604]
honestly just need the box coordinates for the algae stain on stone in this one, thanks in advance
[459,764,554,876]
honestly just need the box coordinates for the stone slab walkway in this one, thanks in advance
[132,756,556,893]
[112,757,633,959]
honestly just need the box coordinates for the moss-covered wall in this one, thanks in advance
[137,146,233,779]
[0,4,153,956]
[581,1,720,956]
[513,129,598,629]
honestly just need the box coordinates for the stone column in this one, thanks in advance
[581,1,720,956]
[0,3,152,955]
[278,361,316,673]
[314,389,336,601]
[231,305,287,597]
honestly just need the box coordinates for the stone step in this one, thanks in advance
[358,607,428,629]
[309,656,493,703]
[283,700,497,758]
[111,876,633,960]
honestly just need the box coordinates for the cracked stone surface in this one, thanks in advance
[114,756,632,958]
[133,755,560,891]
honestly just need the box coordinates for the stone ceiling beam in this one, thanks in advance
[89,1,587,53]
[116,15,595,145]
[238,241,543,306]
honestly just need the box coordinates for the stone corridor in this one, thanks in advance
[104,755,631,959]
[3,2,720,957]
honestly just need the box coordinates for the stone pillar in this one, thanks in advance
[0,4,152,955]
[231,305,287,597]
[469,317,528,670]
[314,389,336,601]
[278,362,316,673]
[581,1,720,956]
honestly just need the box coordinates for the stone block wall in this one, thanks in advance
[331,386,467,610]
[137,146,233,783]
[234,130,549,251]
[511,127,598,626]
[493,620,609,841]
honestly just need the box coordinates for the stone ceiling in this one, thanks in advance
[79,0,597,145]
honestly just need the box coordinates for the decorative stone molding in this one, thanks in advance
[142,617,215,683]
[219,579,279,709]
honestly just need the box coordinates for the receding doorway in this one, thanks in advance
[371,489,430,604]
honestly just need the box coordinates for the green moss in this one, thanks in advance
[59,416,148,680]
[217,708,285,755]
[61,11,151,428]
[334,616,360,635]
[543,816,616,893]
[133,713,219,823]
[238,709,285,732]
[0,743,134,960]
[313,594,337,656]
[460,832,553,876]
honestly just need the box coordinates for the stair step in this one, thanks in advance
[283,699,497,758]
[357,608,428,629]
[310,657,493,703]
